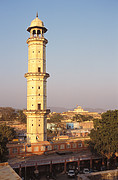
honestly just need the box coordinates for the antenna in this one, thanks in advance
[36,12,38,18]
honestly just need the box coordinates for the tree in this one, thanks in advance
[0,135,8,162]
[89,110,118,161]
[72,114,94,122]
[72,114,81,121]
[47,129,54,139]
[0,107,17,121]
[48,113,63,123]
[17,110,26,124]
[0,124,16,141]
[0,124,16,162]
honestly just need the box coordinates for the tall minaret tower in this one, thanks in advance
[24,13,50,143]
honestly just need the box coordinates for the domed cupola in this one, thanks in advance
[27,13,47,38]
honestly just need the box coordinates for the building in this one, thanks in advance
[73,106,88,113]
[0,162,21,180]
[7,138,89,158]
[66,122,80,129]
[47,123,56,131]
[24,13,50,143]
[66,129,90,138]
[68,106,88,113]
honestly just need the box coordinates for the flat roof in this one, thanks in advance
[0,162,21,180]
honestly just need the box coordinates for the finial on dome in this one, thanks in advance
[36,12,38,18]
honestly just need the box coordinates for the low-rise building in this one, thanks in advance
[7,137,90,158]
[47,123,56,131]
[66,129,90,138]
[0,162,21,180]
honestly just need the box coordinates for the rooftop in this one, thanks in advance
[27,13,47,33]
[0,162,21,180]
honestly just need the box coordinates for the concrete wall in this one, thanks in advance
[77,169,118,180]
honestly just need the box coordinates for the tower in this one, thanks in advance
[24,13,50,143]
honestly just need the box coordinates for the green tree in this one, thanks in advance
[17,110,26,124]
[48,113,63,123]
[0,124,16,162]
[72,114,81,121]
[47,129,53,138]
[0,135,8,162]
[0,107,17,121]
[89,110,118,160]
[72,114,93,122]
[0,124,16,141]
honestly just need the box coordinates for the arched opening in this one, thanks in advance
[37,30,41,37]
[33,30,36,37]
[37,30,40,35]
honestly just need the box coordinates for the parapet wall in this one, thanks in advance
[78,169,118,180]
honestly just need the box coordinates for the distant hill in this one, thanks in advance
[48,107,69,113]
[84,108,106,113]
[48,107,106,113]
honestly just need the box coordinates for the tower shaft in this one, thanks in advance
[24,16,50,143]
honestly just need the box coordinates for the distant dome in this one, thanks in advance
[27,16,47,33]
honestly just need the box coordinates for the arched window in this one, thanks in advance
[37,29,42,37]
[37,30,40,36]
[33,30,36,37]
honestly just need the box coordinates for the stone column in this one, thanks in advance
[64,160,67,173]
[90,158,92,169]
[78,158,80,171]
[50,161,52,173]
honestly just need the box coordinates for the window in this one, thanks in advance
[38,94,40,96]
[38,104,41,110]
[38,86,40,89]
[12,148,17,154]
[53,145,58,150]
[33,30,36,37]
[27,147,32,152]
[78,143,82,147]
[32,104,33,106]
[20,147,25,153]
[41,146,45,151]
[38,67,41,72]
[32,51,34,53]
[47,145,52,151]
[39,124,40,126]
[37,30,40,35]
[60,144,65,150]
[72,143,77,148]
[32,87,34,89]
[67,144,71,149]
[32,124,33,126]
[34,146,39,152]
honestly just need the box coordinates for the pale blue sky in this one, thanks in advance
[0,0,118,110]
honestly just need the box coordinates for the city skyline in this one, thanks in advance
[0,0,118,110]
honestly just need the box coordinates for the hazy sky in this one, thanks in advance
[0,0,118,110]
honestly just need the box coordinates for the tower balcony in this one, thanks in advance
[23,109,50,115]
[24,72,50,79]
[27,37,48,44]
